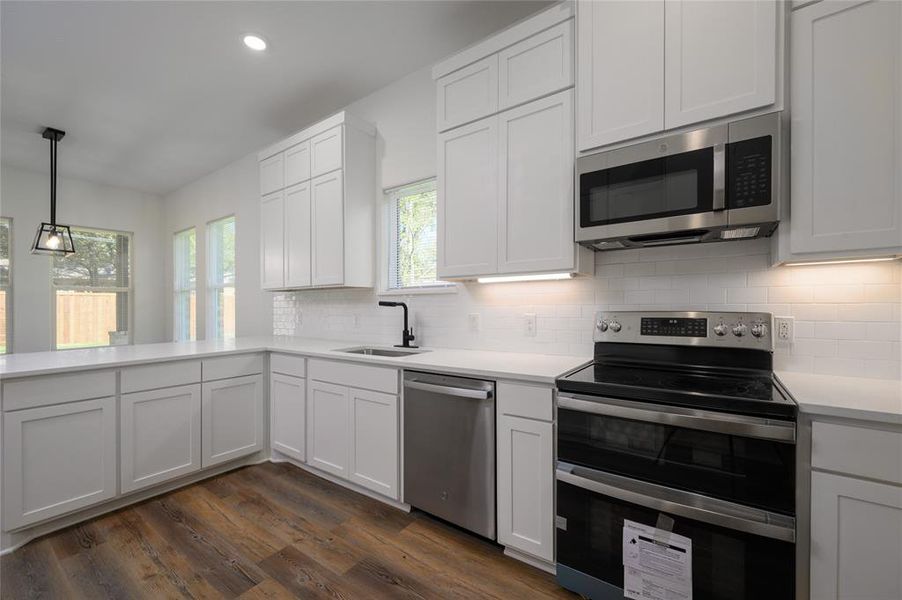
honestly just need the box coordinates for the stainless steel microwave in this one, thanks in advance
[577,112,783,250]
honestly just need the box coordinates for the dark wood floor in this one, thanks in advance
[1,462,576,599]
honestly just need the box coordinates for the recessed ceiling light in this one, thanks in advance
[243,34,267,51]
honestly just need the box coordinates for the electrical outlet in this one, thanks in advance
[775,316,794,342]
[468,313,481,333]
[524,313,537,337]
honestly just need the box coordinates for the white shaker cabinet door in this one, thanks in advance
[497,414,554,562]
[437,116,499,278]
[284,140,311,187]
[349,388,398,499]
[259,152,284,195]
[260,190,285,290]
[577,0,664,150]
[306,380,350,478]
[270,373,306,463]
[811,470,902,600]
[310,125,343,178]
[121,384,201,493]
[3,397,117,529]
[664,0,777,129]
[790,0,902,255]
[436,55,499,132]
[498,20,573,111]
[498,90,575,274]
[311,170,344,286]
[201,374,264,468]
[284,181,312,288]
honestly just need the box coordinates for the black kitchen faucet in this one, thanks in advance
[378,301,417,348]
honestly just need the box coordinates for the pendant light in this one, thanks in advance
[31,127,75,255]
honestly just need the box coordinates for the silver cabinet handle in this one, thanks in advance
[713,142,726,211]
[556,462,796,543]
[405,380,492,400]
[557,393,796,443]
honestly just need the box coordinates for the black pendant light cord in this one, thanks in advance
[50,134,57,226]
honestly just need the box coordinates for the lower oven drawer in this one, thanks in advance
[555,465,795,600]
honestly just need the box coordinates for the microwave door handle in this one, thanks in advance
[713,142,726,211]
[556,464,796,543]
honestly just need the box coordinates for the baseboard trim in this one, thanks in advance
[503,546,556,574]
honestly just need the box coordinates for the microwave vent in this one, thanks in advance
[720,227,761,240]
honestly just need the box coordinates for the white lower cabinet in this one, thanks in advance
[497,414,554,562]
[270,372,306,462]
[349,388,398,498]
[306,380,350,477]
[2,397,117,529]
[811,471,902,600]
[201,374,264,468]
[121,384,201,493]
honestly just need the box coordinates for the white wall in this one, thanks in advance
[0,165,166,352]
[161,153,270,340]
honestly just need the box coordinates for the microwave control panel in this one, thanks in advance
[727,135,772,209]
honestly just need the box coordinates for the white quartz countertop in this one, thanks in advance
[776,371,902,425]
[0,336,591,385]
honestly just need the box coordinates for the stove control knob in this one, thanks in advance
[609,321,622,333]
[751,323,767,338]
[596,319,609,332]
[732,323,748,337]
[713,323,728,337]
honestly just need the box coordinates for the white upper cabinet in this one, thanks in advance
[577,0,664,150]
[259,152,284,195]
[258,112,375,290]
[436,56,499,133]
[437,116,499,278]
[788,0,902,258]
[498,89,575,274]
[498,20,573,110]
[664,0,777,129]
[311,170,345,286]
[284,182,312,288]
[260,191,285,289]
[284,141,311,187]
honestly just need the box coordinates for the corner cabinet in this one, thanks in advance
[776,0,902,263]
[434,4,589,280]
[576,0,781,151]
[258,112,376,290]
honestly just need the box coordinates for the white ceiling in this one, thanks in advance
[1,0,549,195]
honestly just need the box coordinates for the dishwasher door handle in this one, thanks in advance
[405,380,493,400]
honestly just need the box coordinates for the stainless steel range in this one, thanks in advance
[555,311,797,600]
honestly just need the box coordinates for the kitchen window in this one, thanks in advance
[383,179,451,293]
[173,227,196,341]
[206,215,235,339]
[52,227,132,349]
[0,217,11,353]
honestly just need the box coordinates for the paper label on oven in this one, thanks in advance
[623,519,692,600]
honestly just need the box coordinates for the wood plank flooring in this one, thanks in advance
[1,462,576,599]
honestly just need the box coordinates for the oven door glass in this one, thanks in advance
[556,480,795,600]
[557,408,795,515]
[579,147,714,227]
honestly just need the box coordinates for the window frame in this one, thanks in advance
[1,217,12,354]
[205,215,236,340]
[50,225,134,351]
[172,226,197,342]
[379,178,456,297]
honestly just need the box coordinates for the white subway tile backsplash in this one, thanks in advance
[273,240,902,380]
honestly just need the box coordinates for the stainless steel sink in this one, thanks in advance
[336,346,429,357]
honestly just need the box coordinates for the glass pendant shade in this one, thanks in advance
[31,222,75,255]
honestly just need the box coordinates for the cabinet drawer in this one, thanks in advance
[259,152,284,195]
[308,359,398,394]
[121,360,201,393]
[812,421,902,485]
[202,354,264,381]
[498,381,553,422]
[2,370,117,412]
[270,353,306,378]
[310,125,343,177]
[437,55,499,131]
[498,20,573,110]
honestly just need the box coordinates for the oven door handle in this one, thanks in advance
[556,463,796,543]
[557,394,796,443]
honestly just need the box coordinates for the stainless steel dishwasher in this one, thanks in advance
[403,370,496,540]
